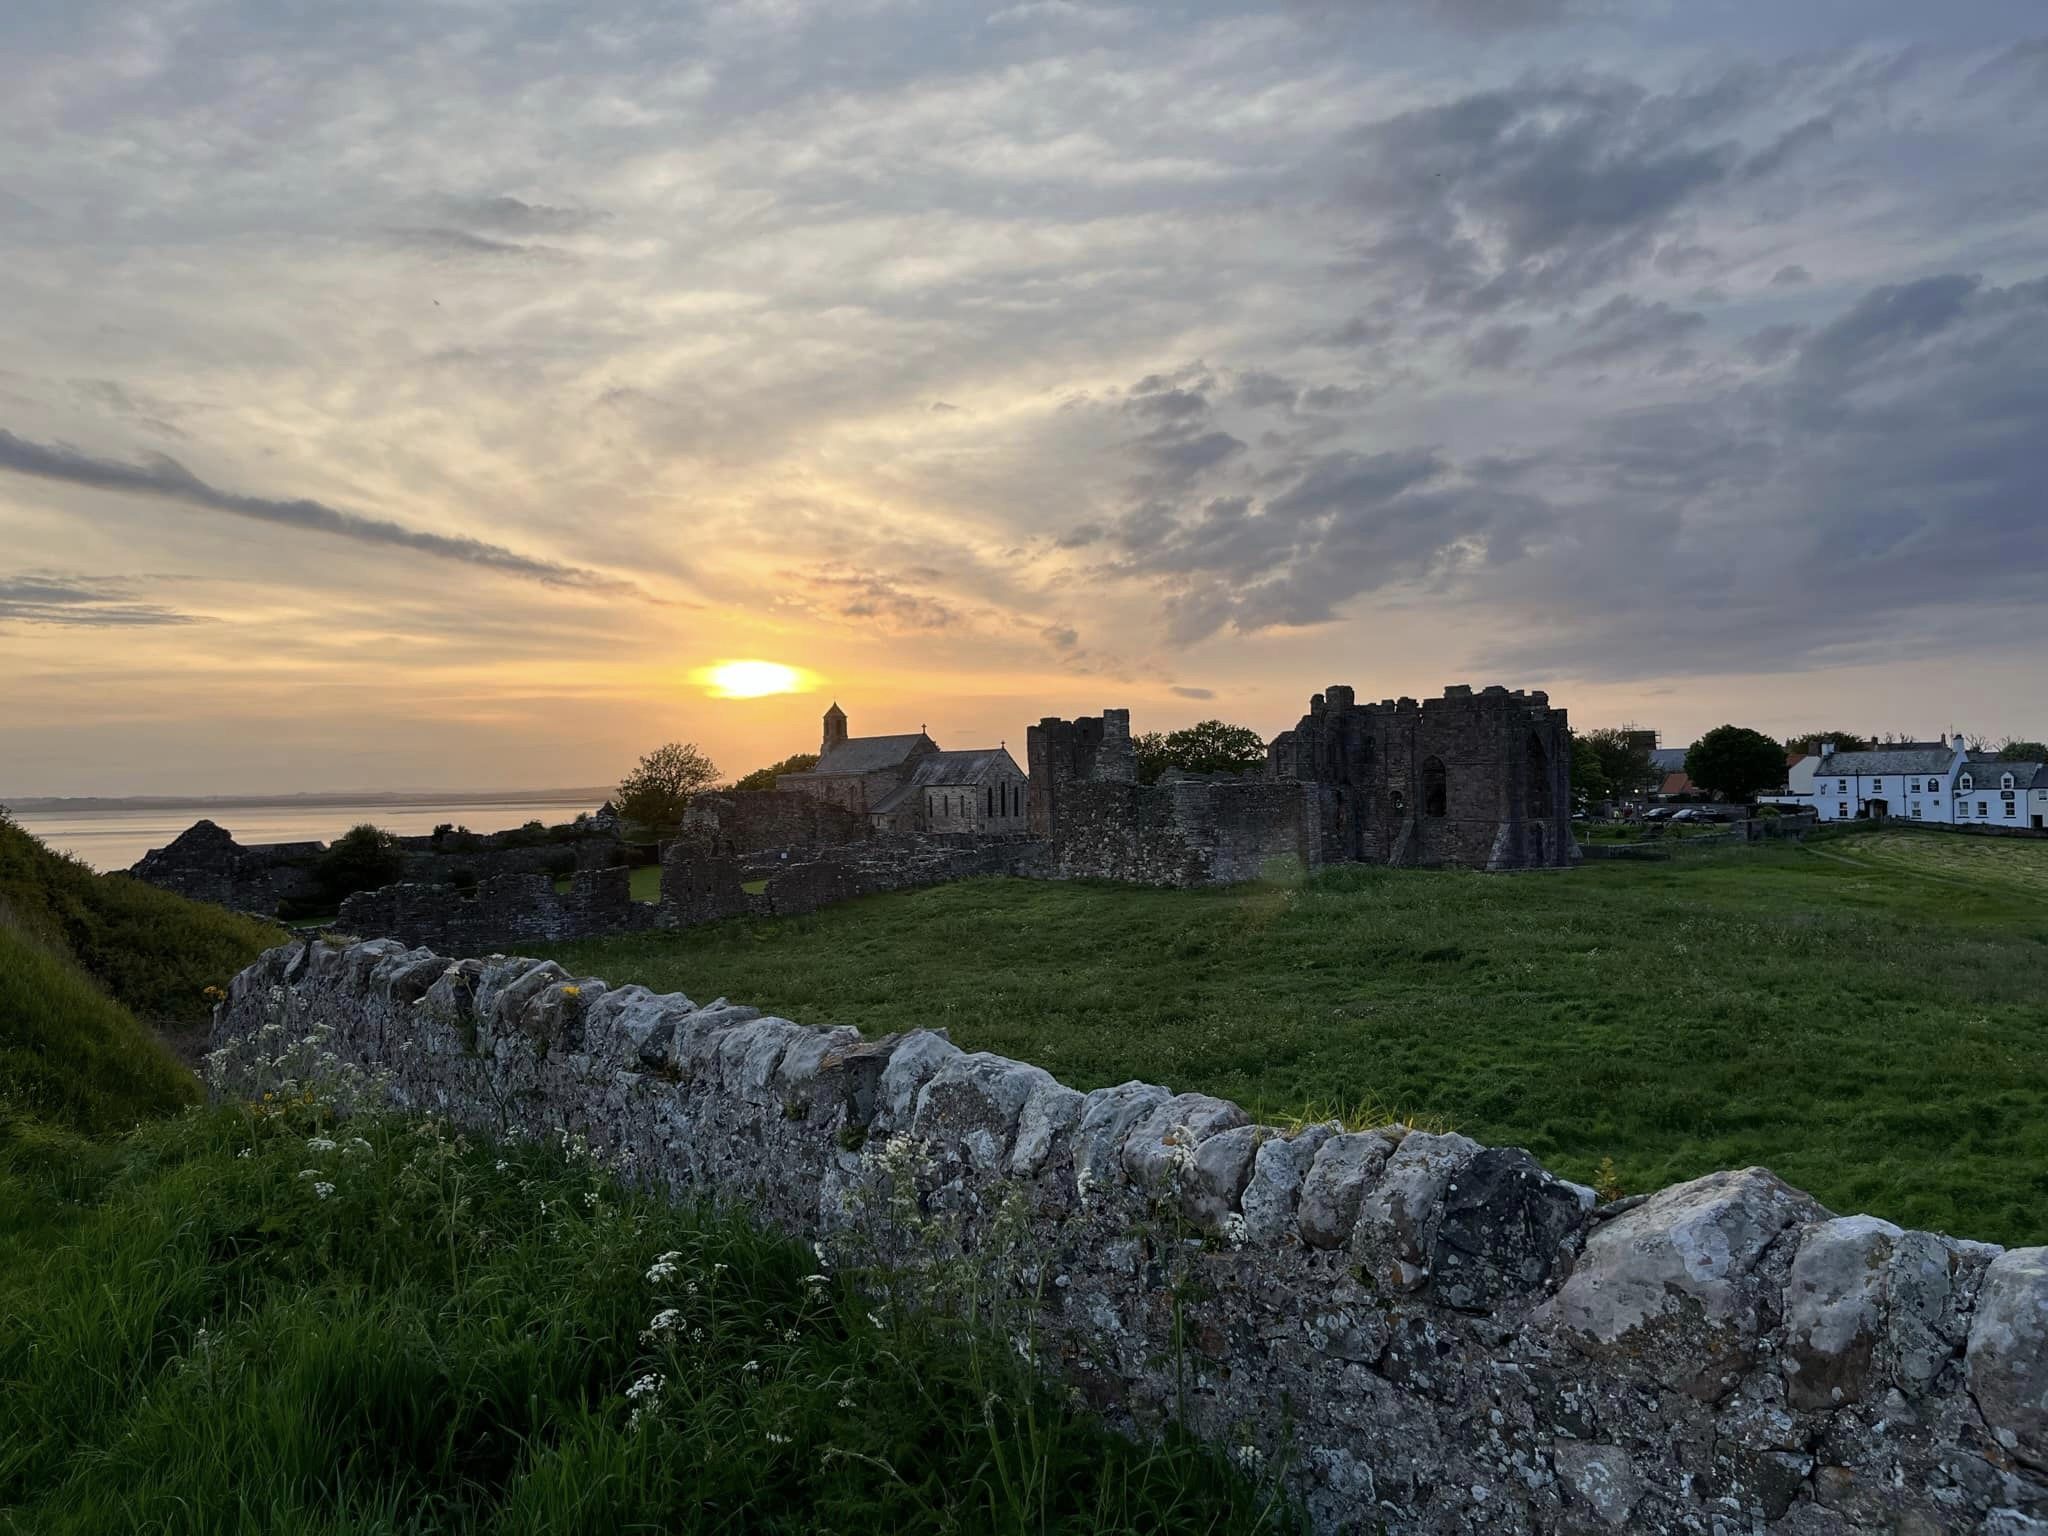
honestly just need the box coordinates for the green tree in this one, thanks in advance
[1784,731,1871,755]
[616,742,721,838]
[1135,720,1268,783]
[1995,738,2048,762]
[728,752,820,793]
[316,823,404,905]
[1577,728,1657,799]
[1685,726,1786,803]
[1570,736,1611,808]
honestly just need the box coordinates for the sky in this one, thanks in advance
[3,0,2046,796]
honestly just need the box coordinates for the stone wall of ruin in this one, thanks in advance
[212,938,2048,1535]
[337,868,657,952]
[1044,775,1317,885]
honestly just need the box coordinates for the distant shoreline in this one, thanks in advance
[4,788,616,815]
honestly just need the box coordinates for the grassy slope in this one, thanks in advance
[0,1106,1285,1535]
[0,816,280,1030]
[543,833,2048,1246]
[0,925,198,1136]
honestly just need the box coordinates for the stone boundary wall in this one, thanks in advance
[337,868,657,953]
[213,939,2047,1535]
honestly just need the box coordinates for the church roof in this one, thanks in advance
[869,749,1021,814]
[803,733,933,776]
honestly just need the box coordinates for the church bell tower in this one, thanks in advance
[822,702,848,756]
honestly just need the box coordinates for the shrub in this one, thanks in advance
[315,824,404,906]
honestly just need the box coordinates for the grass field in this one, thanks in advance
[0,1106,1283,1534]
[542,832,2048,1247]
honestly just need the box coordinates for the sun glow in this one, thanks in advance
[695,659,812,699]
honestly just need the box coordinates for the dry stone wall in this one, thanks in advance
[213,939,2048,1535]
[337,869,656,952]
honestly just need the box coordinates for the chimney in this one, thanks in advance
[1952,733,1966,754]
[1819,741,1835,760]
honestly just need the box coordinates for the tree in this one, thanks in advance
[616,742,720,838]
[1784,731,1871,755]
[1685,725,1786,803]
[728,752,819,793]
[1570,736,1611,808]
[1134,720,1268,783]
[1576,728,1656,799]
[1995,738,2048,762]
[316,823,404,905]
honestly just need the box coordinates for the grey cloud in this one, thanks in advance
[1042,623,1079,649]
[439,194,605,236]
[1795,273,1980,377]
[0,573,201,628]
[1478,270,2048,677]
[1771,263,1812,286]
[1057,523,1104,548]
[1742,322,1807,365]
[1342,74,1759,312]
[1741,114,1836,179]
[1465,323,1531,368]
[0,429,660,600]
[796,567,959,632]
[1232,370,1300,411]
[1169,684,1215,699]
[382,227,568,262]
[1557,294,1707,370]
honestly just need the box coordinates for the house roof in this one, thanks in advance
[1956,758,2046,789]
[1659,771,1693,796]
[1813,747,1956,776]
[800,733,934,776]
[869,748,1021,814]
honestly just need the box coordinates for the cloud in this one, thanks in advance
[1465,323,1532,369]
[381,227,570,262]
[791,566,960,632]
[1168,684,1215,699]
[1771,263,1812,286]
[1340,73,1763,312]
[1556,294,1707,371]
[1041,622,1079,649]
[0,573,202,628]
[0,429,662,600]
[1741,322,1807,365]
[437,194,605,236]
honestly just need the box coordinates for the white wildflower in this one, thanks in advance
[811,1241,829,1268]
[783,1328,800,1344]
[296,1168,319,1180]
[305,1136,338,1153]
[741,1359,760,1374]
[640,1309,682,1343]
[867,1311,885,1331]
[646,1251,682,1283]
[345,1137,371,1156]
[236,1149,251,1160]
[837,1396,855,1409]
[313,1181,335,1200]
[626,1372,664,1401]
[1223,1213,1249,1250]
[1232,1443,1264,1474]
[764,1430,790,1446]
[583,1190,598,1208]
[803,1273,829,1289]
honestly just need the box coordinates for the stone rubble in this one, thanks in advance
[213,937,2048,1535]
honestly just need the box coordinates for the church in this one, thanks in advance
[776,704,1030,836]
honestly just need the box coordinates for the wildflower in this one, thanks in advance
[1231,1444,1264,1474]
[1223,1212,1249,1251]
[646,1251,682,1283]
[583,1190,599,1208]
[296,1168,320,1180]
[236,1149,251,1160]
[837,1396,855,1409]
[626,1372,664,1401]
[640,1309,682,1343]
[764,1430,790,1445]
[313,1181,335,1200]
[626,1407,647,1431]
[783,1328,800,1344]
[345,1137,371,1156]
[712,1262,728,1275]
[803,1273,829,1289]
[867,1311,885,1331]
[306,1136,338,1153]
[811,1241,829,1267]
[561,985,581,999]
[741,1360,760,1374]
[495,1159,510,1172]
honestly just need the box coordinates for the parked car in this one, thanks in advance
[1670,808,1704,823]
[1643,806,1676,821]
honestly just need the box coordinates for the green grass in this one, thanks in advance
[553,865,662,901]
[0,923,199,1137]
[541,834,2048,1246]
[0,814,280,1030]
[0,1105,1289,1535]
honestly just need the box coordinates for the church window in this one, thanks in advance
[1422,756,1447,817]
[987,785,994,817]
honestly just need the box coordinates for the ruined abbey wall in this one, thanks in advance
[213,938,2048,1536]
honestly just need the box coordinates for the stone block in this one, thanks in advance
[1425,1143,1584,1311]
[1241,1122,1336,1246]
[1967,1247,2048,1470]
[1297,1130,1395,1250]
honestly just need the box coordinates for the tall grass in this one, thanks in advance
[0,1104,1292,1535]
[0,922,198,1136]
[0,813,279,1029]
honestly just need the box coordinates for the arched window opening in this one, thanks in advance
[1422,756,1447,817]
[1525,733,1553,819]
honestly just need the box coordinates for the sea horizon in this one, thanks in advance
[8,789,615,874]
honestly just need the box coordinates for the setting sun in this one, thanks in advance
[695,660,812,699]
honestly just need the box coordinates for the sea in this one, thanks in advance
[10,792,612,874]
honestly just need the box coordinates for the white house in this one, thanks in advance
[1804,737,1967,824]
[1953,758,2048,831]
